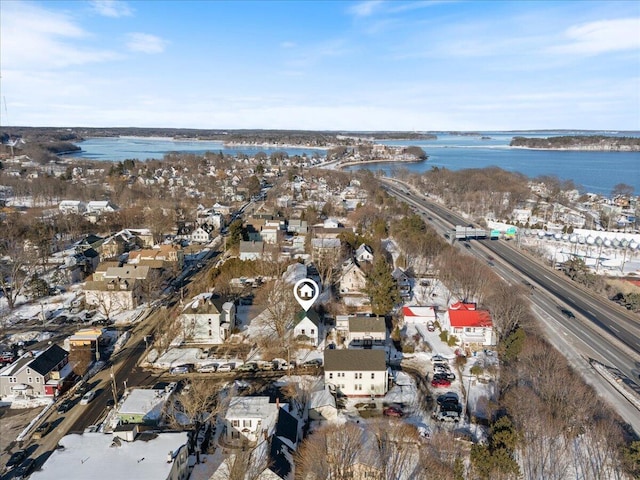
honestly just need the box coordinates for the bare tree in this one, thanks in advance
[295,423,364,480]
[367,419,422,479]
[223,443,272,480]
[0,215,37,310]
[484,283,532,342]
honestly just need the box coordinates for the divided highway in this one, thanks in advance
[382,179,640,397]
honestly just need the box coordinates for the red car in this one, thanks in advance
[431,377,451,388]
[383,406,404,418]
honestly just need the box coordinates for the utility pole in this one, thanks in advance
[110,366,119,406]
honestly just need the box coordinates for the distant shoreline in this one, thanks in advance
[337,157,427,168]
[511,146,640,152]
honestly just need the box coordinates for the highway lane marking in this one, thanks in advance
[610,326,620,333]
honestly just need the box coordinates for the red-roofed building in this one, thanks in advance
[447,303,495,350]
[402,306,437,324]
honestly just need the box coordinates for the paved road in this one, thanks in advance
[382,178,640,434]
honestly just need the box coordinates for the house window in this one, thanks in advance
[208,319,212,325]
[301,329,306,335]
[243,420,251,428]
[35,378,40,383]
[28,377,32,383]
[9,377,16,383]
[232,431,240,439]
[232,420,239,427]
[354,373,362,380]
[26,368,31,375]
[329,373,333,379]
[355,384,362,391]
[208,330,212,336]
[311,329,315,335]
[371,373,375,379]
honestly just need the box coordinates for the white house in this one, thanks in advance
[190,226,213,244]
[323,218,340,229]
[308,388,338,421]
[59,200,86,215]
[28,431,190,480]
[355,243,373,263]
[324,350,388,398]
[86,200,117,215]
[447,302,496,350]
[179,293,236,345]
[222,396,281,448]
[338,259,367,296]
[84,278,142,316]
[292,310,321,347]
[347,315,386,349]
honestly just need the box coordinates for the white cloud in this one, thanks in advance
[90,0,133,18]
[126,33,168,54]
[0,1,120,69]
[280,41,296,49]
[549,18,640,55]
[348,0,384,17]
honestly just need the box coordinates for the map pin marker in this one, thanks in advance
[293,278,319,312]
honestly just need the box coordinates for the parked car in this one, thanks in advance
[6,450,27,470]
[14,458,36,479]
[80,390,96,405]
[383,406,404,417]
[76,383,90,396]
[170,365,191,375]
[32,421,51,439]
[437,410,461,422]
[431,377,451,388]
[57,399,73,413]
[303,358,323,368]
[216,363,233,373]
[437,392,459,405]
[259,362,273,371]
[197,363,219,373]
[237,363,258,372]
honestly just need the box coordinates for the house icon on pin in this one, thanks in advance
[298,282,315,299]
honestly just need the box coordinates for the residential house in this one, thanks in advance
[346,315,386,349]
[323,218,340,229]
[190,225,214,244]
[447,302,496,350]
[0,344,71,398]
[28,431,190,480]
[179,293,236,345]
[355,243,374,263]
[101,264,150,281]
[128,245,184,270]
[213,202,232,215]
[269,405,302,480]
[239,240,264,261]
[292,309,321,347]
[287,219,308,235]
[392,267,411,296]
[84,277,142,316]
[324,349,388,398]
[116,386,172,426]
[338,259,367,296]
[86,200,118,215]
[58,200,86,215]
[311,237,341,263]
[222,396,281,448]
[65,247,100,282]
[308,388,338,421]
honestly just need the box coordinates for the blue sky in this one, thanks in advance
[1,0,639,130]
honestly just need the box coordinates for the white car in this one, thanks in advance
[197,363,218,373]
[80,390,96,405]
[216,363,233,373]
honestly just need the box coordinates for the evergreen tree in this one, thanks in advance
[365,256,399,315]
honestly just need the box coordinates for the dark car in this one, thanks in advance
[6,450,27,470]
[383,406,404,417]
[560,308,575,319]
[57,399,73,413]
[303,358,323,368]
[14,458,36,479]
